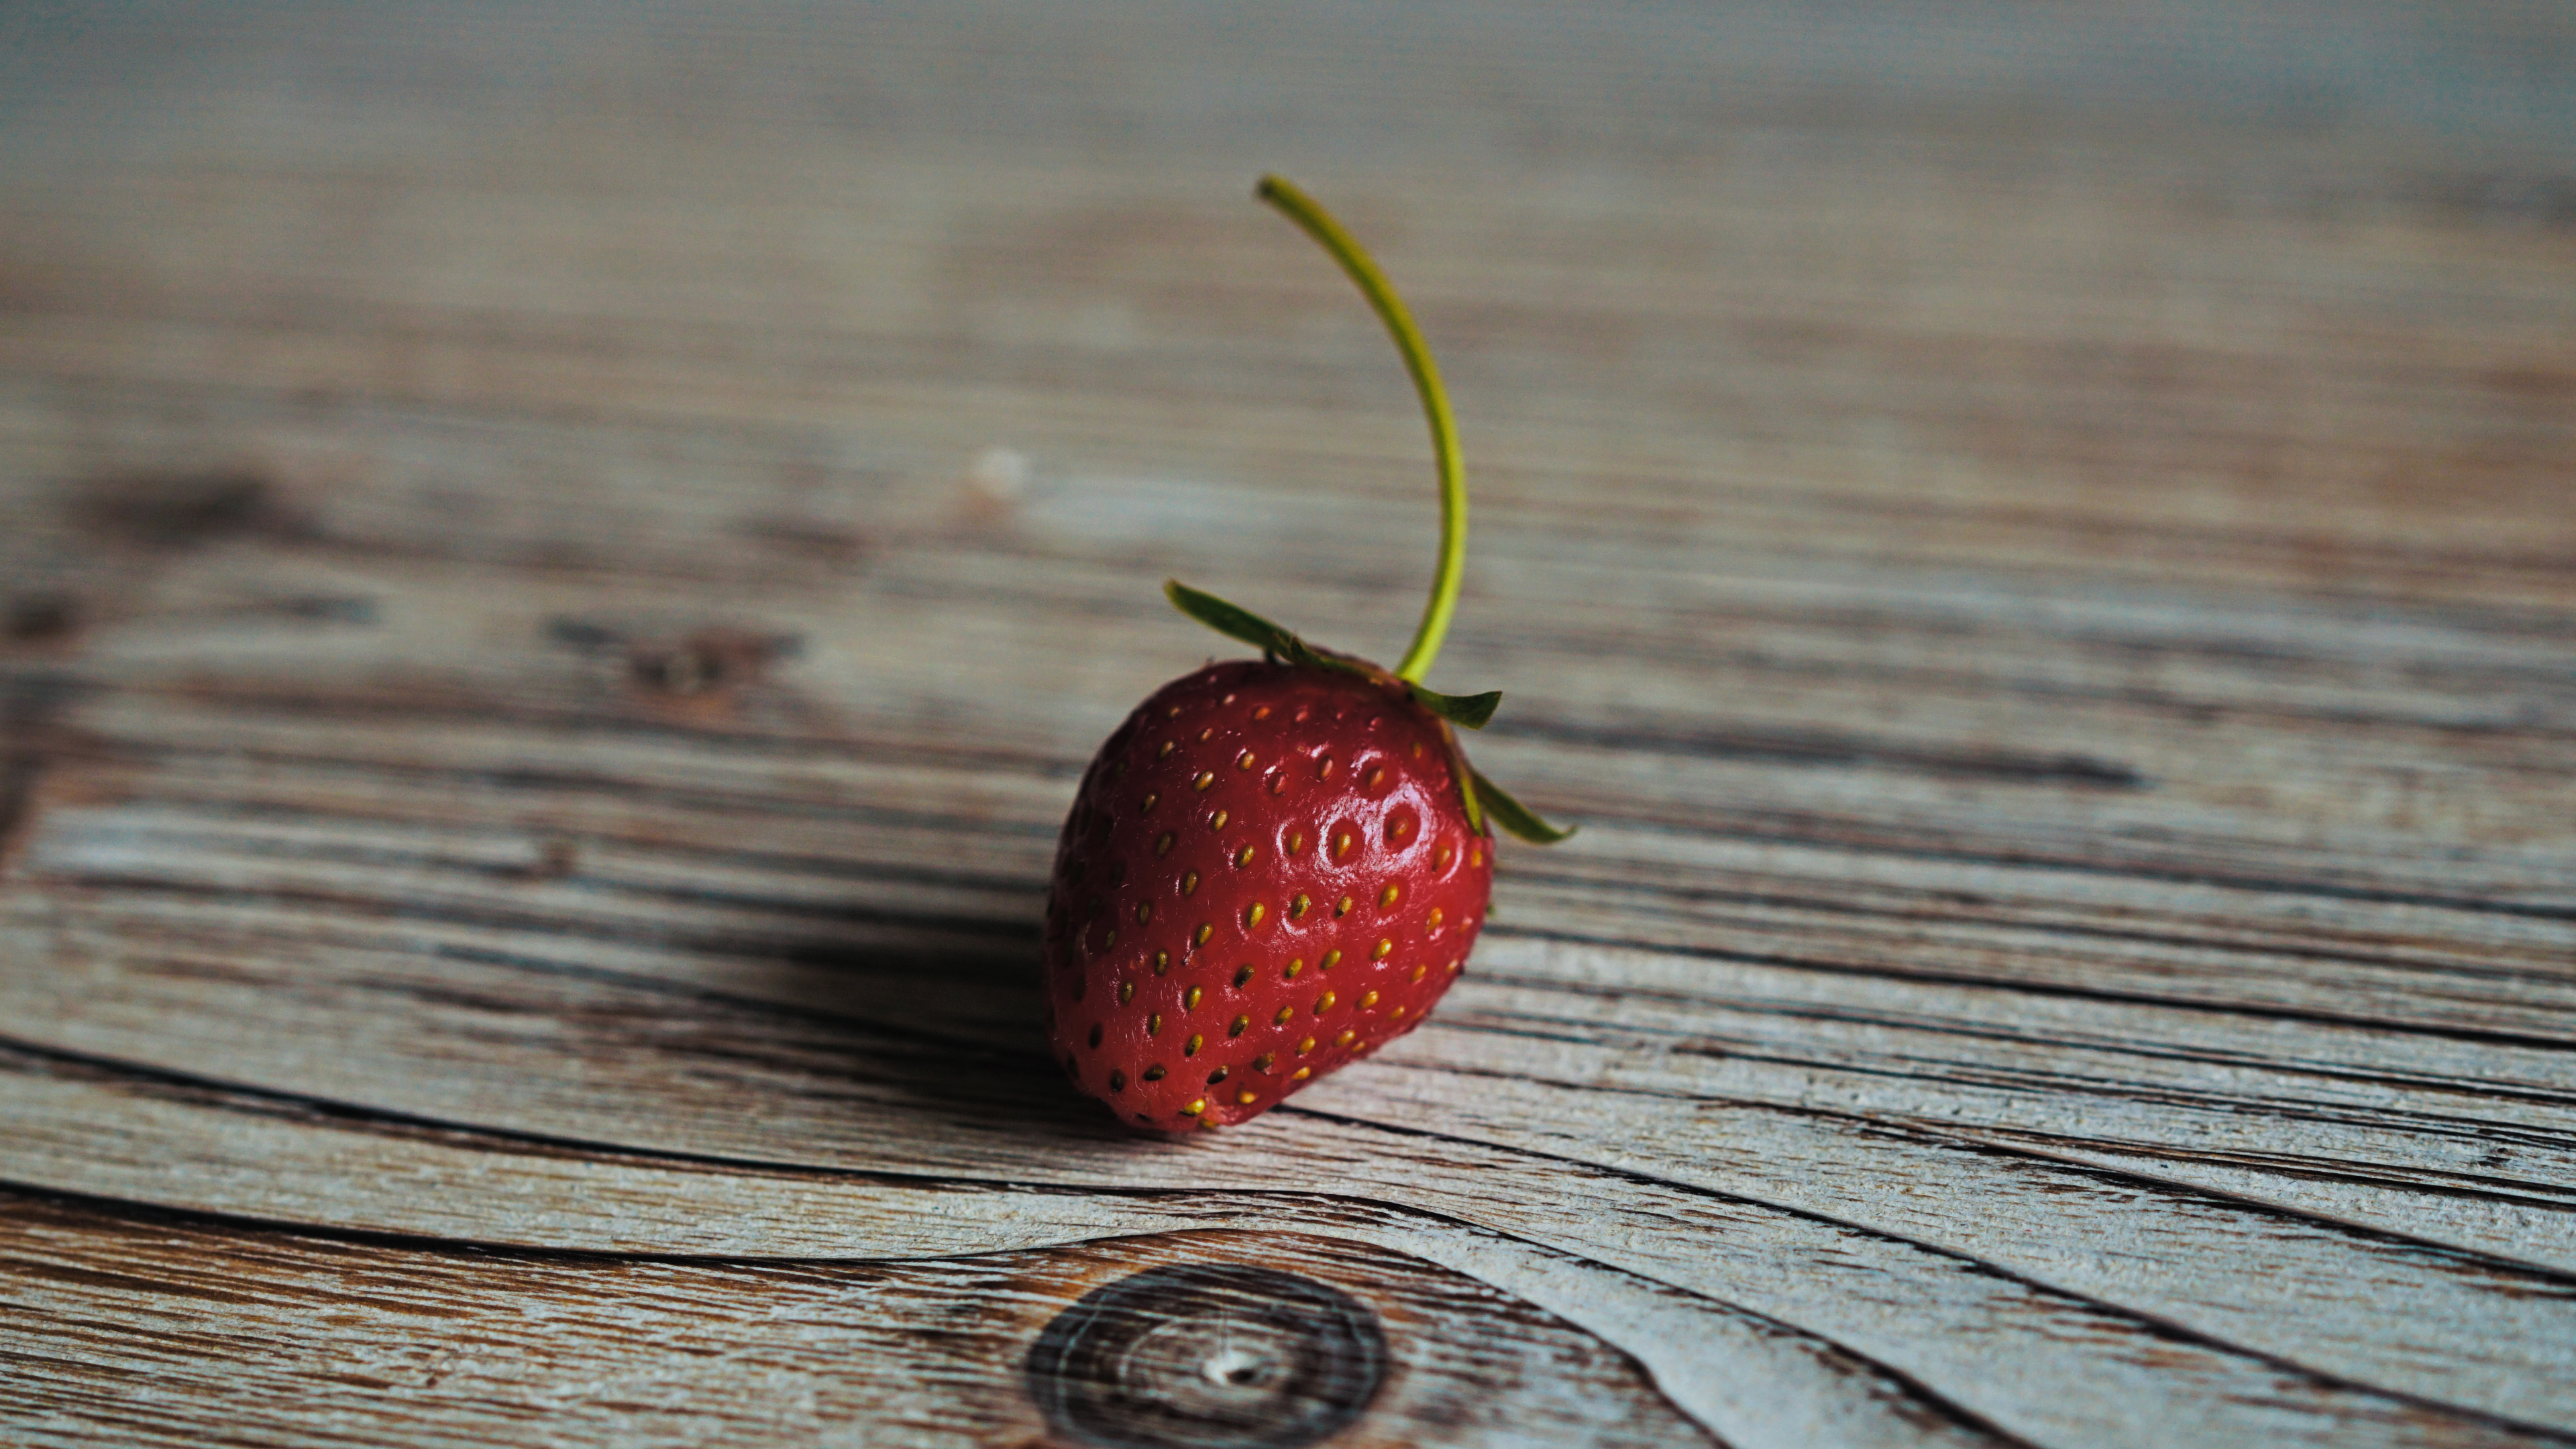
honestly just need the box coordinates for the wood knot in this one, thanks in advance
[547,617,801,702]
[1024,1263,1385,1449]
[74,469,291,547]
[5,592,81,645]
[633,629,799,698]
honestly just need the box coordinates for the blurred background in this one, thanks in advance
[3,0,2571,894]
[4,1,2571,870]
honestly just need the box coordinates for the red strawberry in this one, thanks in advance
[1042,176,1570,1131]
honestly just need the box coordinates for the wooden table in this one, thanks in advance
[4,5,2572,1445]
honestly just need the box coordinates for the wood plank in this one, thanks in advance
[1,2,2571,1444]
[0,1054,1992,1448]
[0,1189,1716,1448]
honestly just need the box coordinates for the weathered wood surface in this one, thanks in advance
[2,3,2573,1445]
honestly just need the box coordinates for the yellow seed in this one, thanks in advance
[1315,991,1336,1014]
[1143,788,1161,810]
[1167,706,1182,718]
[1136,901,1152,924]
[1389,815,1412,840]
[1183,870,1199,896]
[1335,895,1353,918]
[1373,938,1392,960]
[1184,985,1202,1010]
[1291,1067,1311,1081]
[1229,1015,1249,1037]
[1470,847,1483,868]
[1254,1053,1275,1072]
[1436,845,1453,868]
[1194,923,1213,946]
[1283,958,1304,981]
[1155,833,1175,857]
[1237,750,1256,770]
[1104,928,1118,949]
[1391,1006,1407,1020]
[1234,963,1255,987]
[1409,965,1426,983]
[1197,727,1214,743]
[1245,902,1265,928]
[1185,1033,1203,1057]
[1235,845,1255,868]
[1361,990,1379,1009]
[1426,907,1444,931]
[1155,950,1172,975]
[1336,1028,1356,1046]
[1289,894,1310,920]
[1182,1099,1205,1116]
[1275,1004,1295,1024]
[1380,883,1400,908]
[1254,705,1271,720]
[1287,831,1305,855]
[1212,810,1230,830]
[1147,1012,1163,1035]
[1446,958,1461,973]
[1322,949,1342,971]
[1333,830,1354,859]
[1193,771,1216,791]
[1318,755,1336,779]
[1157,742,1175,759]
[1120,979,1136,1003]
[1237,1089,1258,1106]
[1410,742,1424,759]
[1366,766,1385,789]
[1268,775,1284,796]
[1297,1036,1316,1054]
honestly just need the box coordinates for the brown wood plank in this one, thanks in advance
[0,1190,1715,1448]
[2,2,2571,1444]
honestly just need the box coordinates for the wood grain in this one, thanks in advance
[0,1191,1711,1448]
[1,2,2571,1444]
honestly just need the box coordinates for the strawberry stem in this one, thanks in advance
[1256,174,1465,685]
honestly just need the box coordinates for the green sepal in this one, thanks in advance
[1470,767,1576,844]
[1450,749,1487,836]
[1167,582,1503,724]
[1164,580,1368,678]
[1407,684,1501,729]
[1165,580,1297,656]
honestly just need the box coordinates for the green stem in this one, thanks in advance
[1256,174,1465,684]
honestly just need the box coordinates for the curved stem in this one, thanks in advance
[1256,174,1464,684]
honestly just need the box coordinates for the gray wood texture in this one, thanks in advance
[1,3,2571,1445]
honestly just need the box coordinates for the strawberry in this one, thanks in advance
[1042,176,1570,1130]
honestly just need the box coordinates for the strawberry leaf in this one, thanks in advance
[1407,684,1501,729]
[1278,634,1374,680]
[1451,750,1487,836]
[1165,580,1297,656]
[1470,768,1576,844]
[1166,579,1379,681]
